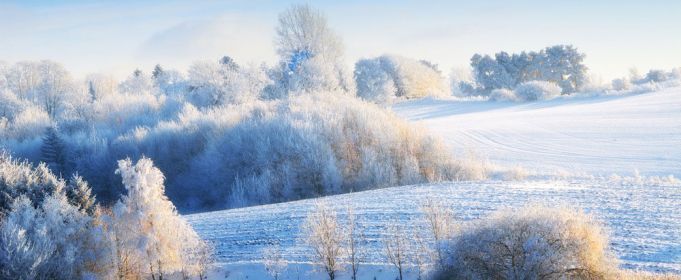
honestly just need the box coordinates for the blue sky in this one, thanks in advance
[1,0,680,80]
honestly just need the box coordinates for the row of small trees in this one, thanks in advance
[290,198,455,280]
[283,200,643,280]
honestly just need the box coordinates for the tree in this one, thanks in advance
[109,157,208,280]
[263,243,287,280]
[345,207,365,280]
[40,126,66,175]
[87,80,97,102]
[383,219,410,280]
[470,45,587,94]
[420,198,455,268]
[269,4,354,96]
[355,55,447,103]
[66,174,96,215]
[119,69,151,95]
[152,64,165,80]
[219,56,239,70]
[470,54,514,93]
[303,202,344,280]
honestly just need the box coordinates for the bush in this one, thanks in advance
[513,81,562,101]
[355,55,447,104]
[489,88,517,102]
[436,206,617,280]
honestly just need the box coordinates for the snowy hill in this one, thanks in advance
[187,179,681,278]
[393,87,681,177]
[187,89,681,279]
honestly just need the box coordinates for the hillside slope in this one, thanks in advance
[393,88,681,177]
[187,179,681,275]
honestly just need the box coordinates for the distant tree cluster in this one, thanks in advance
[610,67,681,92]
[471,45,587,94]
[452,45,590,101]
[0,154,212,279]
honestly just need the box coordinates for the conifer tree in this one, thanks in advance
[40,126,65,176]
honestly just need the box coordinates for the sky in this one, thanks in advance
[1,0,680,81]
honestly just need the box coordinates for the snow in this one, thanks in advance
[187,179,681,277]
[186,89,681,279]
[393,88,681,177]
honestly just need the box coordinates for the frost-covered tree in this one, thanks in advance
[345,207,365,280]
[471,54,515,93]
[263,243,287,280]
[354,58,396,104]
[537,45,587,93]
[188,59,269,106]
[65,174,96,214]
[383,219,410,280]
[268,4,354,96]
[355,55,447,103]
[0,155,103,279]
[471,45,587,94]
[420,198,455,268]
[0,153,64,215]
[303,202,344,280]
[108,157,207,279]
[119,69,151,95]
[40,126,66,175]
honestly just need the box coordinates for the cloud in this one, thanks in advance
[136,14,276,68]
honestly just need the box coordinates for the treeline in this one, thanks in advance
[0,4,481,212]
[452,46,681,101]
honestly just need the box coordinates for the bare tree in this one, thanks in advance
[303,202,344,280]
[345,207,365,280]
[411,231,434,280]
[263,243,287,280]
[383,219,409,280]
[420,197,455,268]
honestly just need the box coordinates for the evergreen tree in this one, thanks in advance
[152,64,164,80]
[66,174,96,215]
[219,56,238,70]
[87,80,96,102]
[40,126,65,176]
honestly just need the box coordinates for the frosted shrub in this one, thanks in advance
[9,106,51,141]
[354,58,396,105]
[354,55,447,103]
[489,88,517,102]
[611,78,631,91]
[513,81,562,101]
[436,206,617,280]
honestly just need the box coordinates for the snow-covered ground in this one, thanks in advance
[393,88,681,177]
[188,179,681,278]
[187,89,681,279]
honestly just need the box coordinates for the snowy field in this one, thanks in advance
[393,87,681,177]
[187,89,681,279]
[188,179,681,278]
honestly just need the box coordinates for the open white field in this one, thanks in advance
[393,88,681,178]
